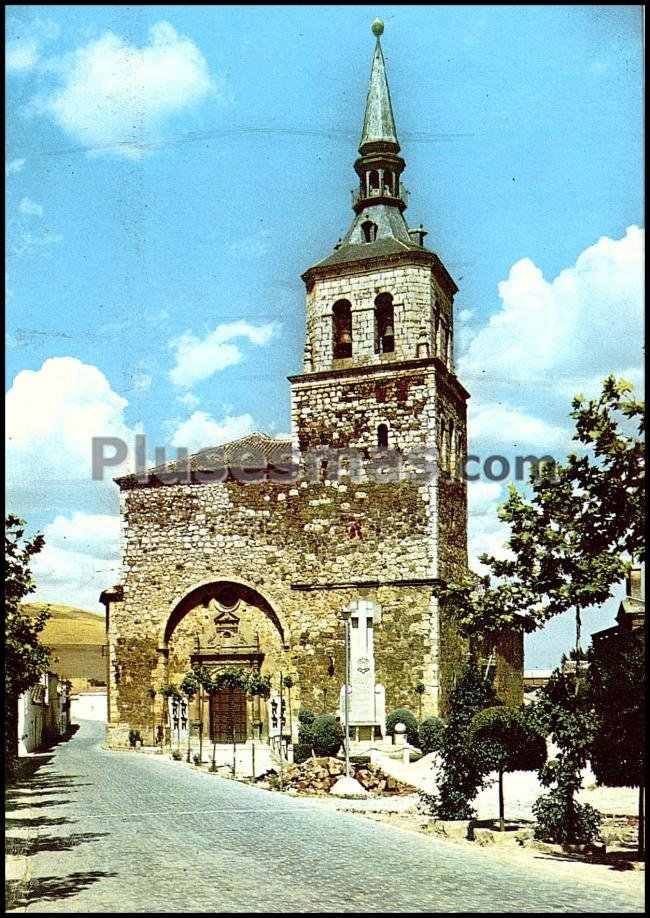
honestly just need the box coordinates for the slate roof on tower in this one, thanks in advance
[303,21,449,284]
[360,21,399,152]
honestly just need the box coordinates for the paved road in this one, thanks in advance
[5,721,644,913]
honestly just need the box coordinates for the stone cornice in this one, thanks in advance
[290,577,446,591]
[302,248,458,299]
[289,355,470,402]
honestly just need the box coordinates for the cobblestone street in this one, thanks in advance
[5,721,644,913]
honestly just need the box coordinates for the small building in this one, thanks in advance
[17,671,70,755]
[592,565,645,653]
[70,688,108,724]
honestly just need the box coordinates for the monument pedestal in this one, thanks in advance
[330,775,368,799]
[339,599,386,744]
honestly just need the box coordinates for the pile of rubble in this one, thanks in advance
[267,756,415,796]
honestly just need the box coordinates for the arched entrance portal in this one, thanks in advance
[160,580,287,744]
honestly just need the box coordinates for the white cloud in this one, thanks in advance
[461,226,644,575]
[170,411,255,453]
[459,225,644,393]
[178,391,200,409]
[6,360,140,611]
[30,21,216,157]
[169,320,277,387]
[6,158,26,175]
[31,539,120,612]
[467,480,512,572]
[8,229,63,259]
[6,19,60,74]
[7,40,39,72]
[44,512,121,559]
[19,196,43,217]
[6,357,140,492]
[468,480,503,517]
[468,402,567,450]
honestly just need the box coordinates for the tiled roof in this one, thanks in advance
[117,432,294,486]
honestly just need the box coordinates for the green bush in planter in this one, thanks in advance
[297,707,315,726]
[293,742,313,765]
[309,714,344,756]
[418,717,444,755]
[386,708,419,746]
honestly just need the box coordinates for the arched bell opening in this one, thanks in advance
[332,299,353,358]
[374,292,395,354]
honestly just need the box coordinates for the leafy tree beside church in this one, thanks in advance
[442,375,644,647]
[587,629,645,854]
[439,376,644,844]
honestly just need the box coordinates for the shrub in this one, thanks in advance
[418,717,444,755]
[293,742,313,765]
[386,708,419,746]
[309,714,344,756]
[587,629,645,854]
[171,749,182,761]
[192,754,201,766]
[128,730,142,748]
[297,708,315,726]
[533,791,603,847]
[297,709,315,749]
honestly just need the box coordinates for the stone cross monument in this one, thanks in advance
[339,598,386,741]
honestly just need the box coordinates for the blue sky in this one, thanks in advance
[5,5,644,667]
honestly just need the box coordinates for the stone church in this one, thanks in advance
[101,22,522,749]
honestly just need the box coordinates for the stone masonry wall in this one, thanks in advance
[305,261,453,372]
[107,476,446,745]
[291,365,437,455]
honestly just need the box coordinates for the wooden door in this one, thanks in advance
[209,687,247,743]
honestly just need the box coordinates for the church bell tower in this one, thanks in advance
[290,19,469,487]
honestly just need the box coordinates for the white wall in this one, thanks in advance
[71,692,107,722]
[18,693,45,755]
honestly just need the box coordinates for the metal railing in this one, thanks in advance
[351,183,409,207]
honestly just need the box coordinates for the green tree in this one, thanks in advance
[418,716,444,756]
[442,376,644,651]
[468,706,547,831]
[587,631,645,854]
[4,516,50,774]
[531,663,602,847]
[426,661,498,819]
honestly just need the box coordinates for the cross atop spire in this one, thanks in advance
[360,20,399,154]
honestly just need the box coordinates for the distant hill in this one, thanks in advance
[21,603,105,646]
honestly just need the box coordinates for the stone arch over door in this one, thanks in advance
[157,579,289,744]
[160,578,287,652]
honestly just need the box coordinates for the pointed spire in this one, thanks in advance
[360,20,399,154]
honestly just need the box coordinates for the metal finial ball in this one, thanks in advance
[371,19,384,37]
